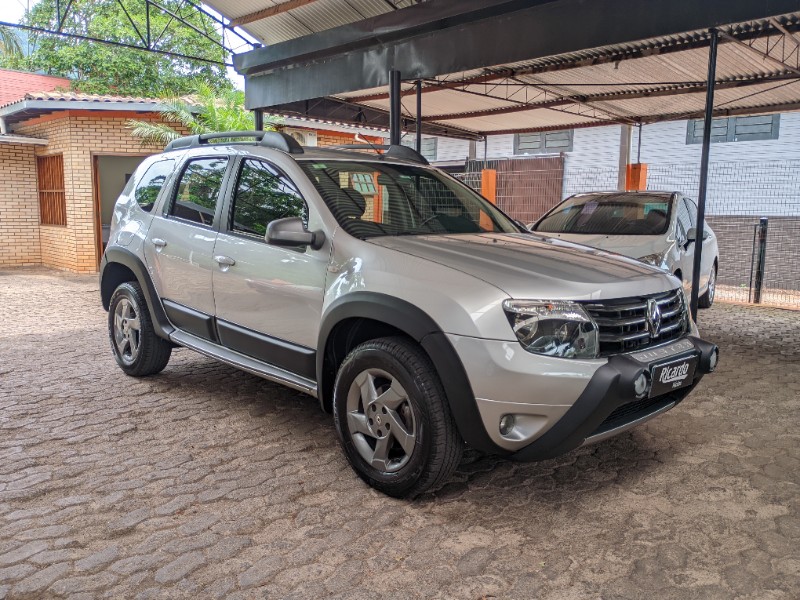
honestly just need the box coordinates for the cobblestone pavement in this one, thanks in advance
[1,267,798,600]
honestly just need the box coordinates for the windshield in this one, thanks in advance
[534,194,673,235]
[298,160,521,239]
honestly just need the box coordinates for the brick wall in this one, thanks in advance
[313,131,384,148]
[4,117,376,273]
[13,111,185,273]
[0,144,41,267]
[706,215,800,293]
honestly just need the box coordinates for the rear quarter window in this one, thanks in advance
[133,159,176,212]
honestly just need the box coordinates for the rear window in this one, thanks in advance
[534,194,672,235]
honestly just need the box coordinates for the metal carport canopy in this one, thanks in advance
[205,0,800,139]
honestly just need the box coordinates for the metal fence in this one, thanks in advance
[454,157,800,310]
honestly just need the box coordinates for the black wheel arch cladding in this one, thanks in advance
[317,292,501,454]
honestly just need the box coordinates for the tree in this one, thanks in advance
[127,82,280,146]
[0,26,22,59]
[2,0,230,96]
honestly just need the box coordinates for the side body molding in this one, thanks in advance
[100,247,174,340]
[317,292,503,454]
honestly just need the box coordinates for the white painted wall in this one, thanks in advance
[562,126,622,197]
[632,115,800,216]
[404,112,800,216]
[434,136,472,163]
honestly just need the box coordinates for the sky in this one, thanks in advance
[0,0,36,23]
[0,0,248,89]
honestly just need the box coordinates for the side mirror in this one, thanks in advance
[685,227,709,247]
[266,217,325,250]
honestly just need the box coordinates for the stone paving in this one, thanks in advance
[0,267,798,599]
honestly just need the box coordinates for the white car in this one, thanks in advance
[530,191,719,308]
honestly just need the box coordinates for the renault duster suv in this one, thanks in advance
[100,131,719,498]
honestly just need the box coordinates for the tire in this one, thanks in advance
[108,281,172,376]
[332,336,463,498]
[698,263,717,308]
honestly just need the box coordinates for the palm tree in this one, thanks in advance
[0,25,23,59]
[127,83,280,146]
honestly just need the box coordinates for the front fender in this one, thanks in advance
[317,292,503,454]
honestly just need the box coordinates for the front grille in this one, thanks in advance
[581,288,688,357]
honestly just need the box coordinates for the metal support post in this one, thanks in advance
[253,109,263,131]
[751,217,769,304]
[617,124,632,191]
[389,69,402,146]
[690,28,718,321]
[415,80,422,153]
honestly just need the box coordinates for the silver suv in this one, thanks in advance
[100,131,719,498]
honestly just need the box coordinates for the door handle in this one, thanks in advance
[214,255,236,267]
[152,238,167,248]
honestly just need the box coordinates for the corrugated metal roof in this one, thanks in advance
[205,0,419,45]
[206,2,800,135]
[323,12,800,134]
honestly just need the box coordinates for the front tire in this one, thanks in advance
[699,263,717,308]
[333,337,463,498]
[108,281,172,376]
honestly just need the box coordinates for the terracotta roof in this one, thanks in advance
[17,90,167,104]
[0,90,199,111]
[0,69,71,106]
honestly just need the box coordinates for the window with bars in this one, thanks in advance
[401,137,437,161]
[37,154,66,226]
[514,130,574,154]
[686,114,780,144]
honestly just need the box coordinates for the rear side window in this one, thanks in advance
[230,159,307,237]
[676,197,693,236]
[134,159,175,212]
[169,157,229,226]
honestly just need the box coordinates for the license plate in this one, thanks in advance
[650,355,698,397]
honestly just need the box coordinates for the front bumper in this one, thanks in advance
[511,336,717,461]
[450,334,718,460]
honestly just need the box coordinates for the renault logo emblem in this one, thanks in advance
[646,298,662,338]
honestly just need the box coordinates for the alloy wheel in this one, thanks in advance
[113,297,141,365]
[708,267,716,304]
[345,368,417,472]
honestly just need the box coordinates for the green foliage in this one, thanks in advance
[0,26,23,59]
[2,0,229,95]
[232,160,306,236]
[127,82,280,147]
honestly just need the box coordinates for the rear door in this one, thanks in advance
[144,155,231,340]
[211,157,328,378]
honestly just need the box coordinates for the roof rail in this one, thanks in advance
[332,144,429,165]
[164,130,304,154]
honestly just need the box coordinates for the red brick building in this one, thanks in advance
[0,69,386,272]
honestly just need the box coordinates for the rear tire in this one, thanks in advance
[108,281,172,376]
[333,337,463,498]
[699,263,717,308]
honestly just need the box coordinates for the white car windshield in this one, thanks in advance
[534,194,673,236]
[298,160,522,239]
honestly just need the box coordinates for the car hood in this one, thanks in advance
[368,233,677,300]
[534,232,669,260]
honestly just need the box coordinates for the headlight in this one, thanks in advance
[638,253,668,270]
[502,299,599,359]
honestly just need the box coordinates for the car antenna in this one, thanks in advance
[355,133,382,155]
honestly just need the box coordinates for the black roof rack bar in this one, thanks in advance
[164,130,304,154]
[332,144,429,165]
